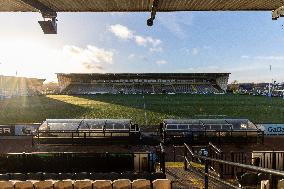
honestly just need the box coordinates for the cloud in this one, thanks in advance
[109,24,163,52]
[158,13,194,39]
[127,53,149,62]
[63,45,114,71]
[181,47,204,56]
[135,35,147,46]
[191,48,199,55]
[109,24,133,40]
[156,60,167,65]
[241,55,250,59]
[150,47,163,52]
[178,66,224,73]
[241,55,284,60]
[64,45,113,64]
[128,54,135,59]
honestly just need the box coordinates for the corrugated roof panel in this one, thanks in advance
[36,0,151,12]
[159,0,283,11]
[0,0,36,12]
[0,0,283,12]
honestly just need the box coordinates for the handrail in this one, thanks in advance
[208,142,222,154]
[160,143,165,153]
[159,143,166,174]
[185,143,284,177]
[184,143,195,156]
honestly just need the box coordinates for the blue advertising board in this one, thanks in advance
[259,124,284,135]
[0,124,40,136]
[14,124,40,135]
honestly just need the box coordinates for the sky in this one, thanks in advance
[0,11,284,83]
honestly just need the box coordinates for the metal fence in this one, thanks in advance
[32,129,141,145]
[184,143,284,189]
[161,130,264,145]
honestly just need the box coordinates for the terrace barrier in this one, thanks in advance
[184,143,284,189]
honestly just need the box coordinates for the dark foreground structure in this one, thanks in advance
[0,75,45,98]
[33,119,140,145]
[160,119,263,144]
[57,73,230,95]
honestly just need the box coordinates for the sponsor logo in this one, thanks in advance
[0,127,11,134]
[267,127,284,133]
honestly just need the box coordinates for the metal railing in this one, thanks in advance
[184,143,284,189]
[162,129,264,145]
[158,143,166,174]
[32,129,141,145]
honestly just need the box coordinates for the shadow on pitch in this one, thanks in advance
[0,95,91,124]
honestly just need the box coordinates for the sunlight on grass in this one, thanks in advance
[0,94,284,125]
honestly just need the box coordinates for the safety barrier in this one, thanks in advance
[0,179,171,189]
[184,143,284,189]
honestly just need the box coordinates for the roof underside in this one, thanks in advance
[0,0,282,12]
[57,73,230,80]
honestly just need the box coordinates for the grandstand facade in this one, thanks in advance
[57,73,230,95]
[0,75,45,98]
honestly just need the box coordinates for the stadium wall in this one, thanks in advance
[0,75,45,98]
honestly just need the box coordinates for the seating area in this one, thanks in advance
[0,172,166,182]
[173,84,194,93]
[62,83,221,95]
[0,172,170,189]
[194,84,219,94]
[0,179,171,189]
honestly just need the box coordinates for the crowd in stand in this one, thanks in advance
[61,83,222,95]
[229,82,284,97]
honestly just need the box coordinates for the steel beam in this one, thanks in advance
[20,0,57,34]
[20,0,56,17]
[147,0,159,26]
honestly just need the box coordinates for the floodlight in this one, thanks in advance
[38,17,57,34]
[272,6,284,20]
[147,19,154,26]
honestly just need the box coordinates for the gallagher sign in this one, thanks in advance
[259,124,284,135]
[0,125,15,136]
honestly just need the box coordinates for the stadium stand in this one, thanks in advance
[57,73,230,95]
[229,82,284,97]
[0,75,45,99]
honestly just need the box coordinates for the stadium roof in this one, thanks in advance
[0,0,283,12]
[3,1,283,34]
[40,119,132,131]
[56,73,230,80]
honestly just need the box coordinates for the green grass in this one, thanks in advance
[0,94,283,125]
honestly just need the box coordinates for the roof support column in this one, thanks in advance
[20,0,57,34]
[147,0,159,26]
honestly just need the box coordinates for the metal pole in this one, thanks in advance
[231,152,234,178]
[270,152,277,189]
[184,145,188,170]
[219,152,224,179]
[162,150,165,174]
[173,145,176,162]
[31,132,34,146]
[205,160,209,189]
[71,132,74,146]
